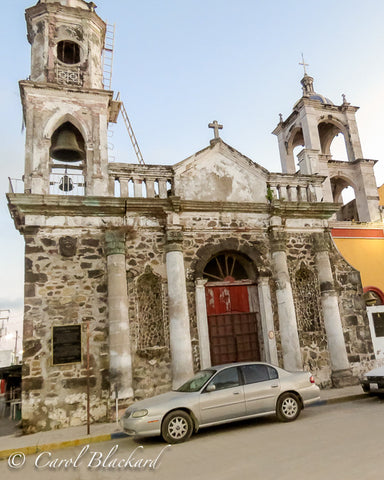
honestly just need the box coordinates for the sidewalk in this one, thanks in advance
[0,385,367,461]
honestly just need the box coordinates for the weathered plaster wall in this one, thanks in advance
[174,143,268,203]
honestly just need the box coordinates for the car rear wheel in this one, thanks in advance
[276,393,301,422]
[161,410,193,444]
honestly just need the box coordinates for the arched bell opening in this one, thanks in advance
[49,122,86,195]
[287,128,305,170]
[330,176,358,221]
[56,40,83,86]
[318,121,349,161]
[202,252,262,365]
[57,40,81,65]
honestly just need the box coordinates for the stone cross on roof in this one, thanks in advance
[299,53,309,76]
[208,120,223,139]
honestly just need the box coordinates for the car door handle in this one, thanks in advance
[271,385,279,388]
[233,392,240,395]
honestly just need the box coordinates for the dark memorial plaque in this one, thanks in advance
[52,325,82,364]
[373,312,384,338]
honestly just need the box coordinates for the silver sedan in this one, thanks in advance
[120,362,320,443]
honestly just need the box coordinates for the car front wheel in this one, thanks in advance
[161,410,193,444]
[276,393,301,422]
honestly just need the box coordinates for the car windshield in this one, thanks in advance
[176,369,216,392]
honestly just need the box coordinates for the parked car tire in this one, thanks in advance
[276,393,301,422]
[161,410,193,444]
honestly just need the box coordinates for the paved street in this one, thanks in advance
[0,418,19,437]
[2,397,384,480]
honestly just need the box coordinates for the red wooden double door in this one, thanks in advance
[205,283,260,365]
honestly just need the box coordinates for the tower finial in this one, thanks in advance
[299,54,315,97]
[299,53,309,76]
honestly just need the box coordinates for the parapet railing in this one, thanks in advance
[108,164,174,199]
[9,170,326,204]
[267,174,324,203]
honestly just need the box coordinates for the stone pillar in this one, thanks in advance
[312,233,358,387]
[257,277,279,365]
[270,230,302,371]
[165,229,194,388]
[106,230,133,399]
[195,278,211,369]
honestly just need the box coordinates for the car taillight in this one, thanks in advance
[309,375,315,384]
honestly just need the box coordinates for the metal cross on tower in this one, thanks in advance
[208,120,223,139]
[299,53,309,75]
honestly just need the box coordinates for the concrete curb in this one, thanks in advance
[0,432,129,461]
[313,393,367,407]
[0,393,368,461]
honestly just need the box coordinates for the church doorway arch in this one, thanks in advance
[203,252,261,365]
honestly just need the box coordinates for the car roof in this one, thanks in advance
[209,361,276,372]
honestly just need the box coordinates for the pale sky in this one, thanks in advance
[1,0,384,325]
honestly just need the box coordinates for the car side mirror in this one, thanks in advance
[205,384,216,393]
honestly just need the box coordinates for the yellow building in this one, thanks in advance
[332,185,384,304]
[379,184,384,205]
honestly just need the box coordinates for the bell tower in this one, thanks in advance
[273,72,380,222]
[21,0,119,196]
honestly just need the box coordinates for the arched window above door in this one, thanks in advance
[203,253,248,282]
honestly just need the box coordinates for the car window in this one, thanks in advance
[177,369,216,392]
[208,367,240,391]
[241,364,278,384]
[267,366,278,380]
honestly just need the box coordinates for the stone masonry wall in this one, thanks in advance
[22,226,109,433]
[22,213,375,432]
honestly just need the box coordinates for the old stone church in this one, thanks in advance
[7,0,381,432]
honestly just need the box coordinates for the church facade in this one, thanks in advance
[7,0,380,433]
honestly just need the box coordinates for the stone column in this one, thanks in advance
[312,233,357,387]
[165,229,194,388]
[257,277,279,365]
[270,230,302,371]
[195,278,211,369]
[106,230,133,399]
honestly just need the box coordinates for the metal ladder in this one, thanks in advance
[102,24,145,165]
[119,100,145,165]
[102,23,115,90]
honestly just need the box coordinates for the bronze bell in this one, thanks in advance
[50,128,85,162]
[59,175,74,192]
[364,290,378,306]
